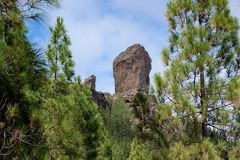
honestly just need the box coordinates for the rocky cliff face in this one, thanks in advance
[83,75,96,90]
[113,44,152,100]
[83,75,110,109]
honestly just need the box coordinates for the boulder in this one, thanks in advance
[113,44,152,99]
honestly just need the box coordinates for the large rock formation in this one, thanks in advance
[92,91,110,109]
[113,44,152,99]
[83,75,96,90]
[83,75,110,109]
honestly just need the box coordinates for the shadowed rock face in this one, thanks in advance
[83,75,110,109]
[83,75,96,90]
[113,44,152,95]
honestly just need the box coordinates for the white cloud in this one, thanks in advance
[110,0,167,23]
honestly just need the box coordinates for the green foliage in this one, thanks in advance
[131,93,151,141]
[167,140,240,160]
[168,139,221,160]
[128,138,150,160]
[228,144,240,160]
[153,0,240,144]
[34,16,112,159]
[1,0,240,159]
[100,97,133,160]
[46,17,75,84]
[33,84,112,159]
[226,77,240,104]
[0,2,48,158]
[131,92,173,149]
[149,0,240,159]
[0,2,112,159]
[103,98,133,139]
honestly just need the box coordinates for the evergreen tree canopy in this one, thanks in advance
[1,0,240,159]
[33,84,112,159]
[30,16,112,159]
[154,0,240,142]
[0,0,55,159]
[46,17,75,86]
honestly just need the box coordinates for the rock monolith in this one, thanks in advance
[113,44,152,99]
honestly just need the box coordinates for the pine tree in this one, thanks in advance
[46,16,75,88]
[33,16,112,159]
[154,0,240,143]
[34,83,112,159]
[0,0,58,159]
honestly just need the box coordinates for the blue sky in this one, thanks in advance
[27,0,240,93]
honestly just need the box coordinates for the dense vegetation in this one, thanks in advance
[0,0,239,159]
